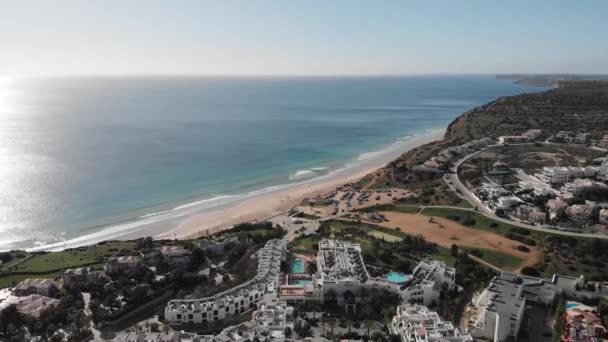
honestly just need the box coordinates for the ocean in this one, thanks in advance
[0,75,541,251]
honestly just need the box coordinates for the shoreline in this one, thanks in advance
[20,127,445,252]
[162,128,446,240]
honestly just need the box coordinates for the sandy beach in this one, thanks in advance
[164,128,446,239]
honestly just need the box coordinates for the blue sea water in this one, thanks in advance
[0,76,541,250]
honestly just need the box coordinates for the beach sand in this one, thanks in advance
[164,129,446,240]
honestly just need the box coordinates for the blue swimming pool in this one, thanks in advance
[566,302,582,309]
[291,259,305,273]
[386,271,410,284]
[292,279,312,285]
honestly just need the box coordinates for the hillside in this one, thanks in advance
[356,81,608,190]
[446,81,608,142]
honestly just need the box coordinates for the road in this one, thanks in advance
[442,144,608,240]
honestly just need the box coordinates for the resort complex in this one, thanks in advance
[278,238,455,313]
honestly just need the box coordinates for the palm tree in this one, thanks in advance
[327,319,337,338]
[363,319,374,338]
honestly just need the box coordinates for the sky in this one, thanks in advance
[1,0,607,76]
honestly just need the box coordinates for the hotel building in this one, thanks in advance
[164,239,286,325]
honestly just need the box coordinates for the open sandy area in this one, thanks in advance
[373,211,542,269]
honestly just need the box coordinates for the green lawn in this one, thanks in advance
[368,230,402,242]
[464,247,524,271]
[289,235,321,250]
[429,248,458,267]
[0,272,61,289]
[10,241,136,273]
[327,220,458,267]
[355,204,420,214]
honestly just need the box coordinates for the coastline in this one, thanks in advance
[163,128,446,240]
[21,127,445,252]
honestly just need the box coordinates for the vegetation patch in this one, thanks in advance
[464,247,525,270]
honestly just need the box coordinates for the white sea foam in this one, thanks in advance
[289,170,315,180]
[20,127,446,253]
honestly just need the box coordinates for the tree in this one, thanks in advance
[450,244,459,257]
[327,319,337,338]
[0,305,24,335]
[188,247,206,271]
[363,319,374,337]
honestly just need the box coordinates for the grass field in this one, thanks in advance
[10,241,136,273]
[368,230,402,242]
[464,247,525,270]
[0,272,62,289]
[419,207,547,241]
[289,236,321,250]
[355,204,420,214]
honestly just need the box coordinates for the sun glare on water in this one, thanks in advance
[0,76,18,117]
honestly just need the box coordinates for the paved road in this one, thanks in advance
[442,144,608,240]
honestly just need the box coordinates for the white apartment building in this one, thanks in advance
[547,198,569,219]
[390,304,473,342]
[164,239,286,325]
[497,135,529,145]
[118,300,293,341]
[159,245,191,268]
[561,179,607,196]
[537,166,597,185]
[400,259,455,306]
[471,273,526,341]
[537,166,571,184]
[14,278,59,297]
[104,255,142,275]
[62,267,106,288]
[315,239,369,309]
[249,300,294,340]
[470,271,598,342]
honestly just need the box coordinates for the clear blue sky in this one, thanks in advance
[1,0,607,76]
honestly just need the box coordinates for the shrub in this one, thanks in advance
[446,214,461,221]
[470,249,484,258]
[521,266,540,277]
[462,216,476,226]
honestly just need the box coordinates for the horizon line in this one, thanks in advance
[4,72,608,79]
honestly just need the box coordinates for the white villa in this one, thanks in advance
[390,304,473,342]
[399,259,455,306]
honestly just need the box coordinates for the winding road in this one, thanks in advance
[442,144,608,240]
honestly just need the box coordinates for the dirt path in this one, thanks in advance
[374,211,542,270]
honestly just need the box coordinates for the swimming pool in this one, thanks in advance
[291,259,305,273]
[566,302,582,309]
[291,279,312,285]
[385,271,410,284]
